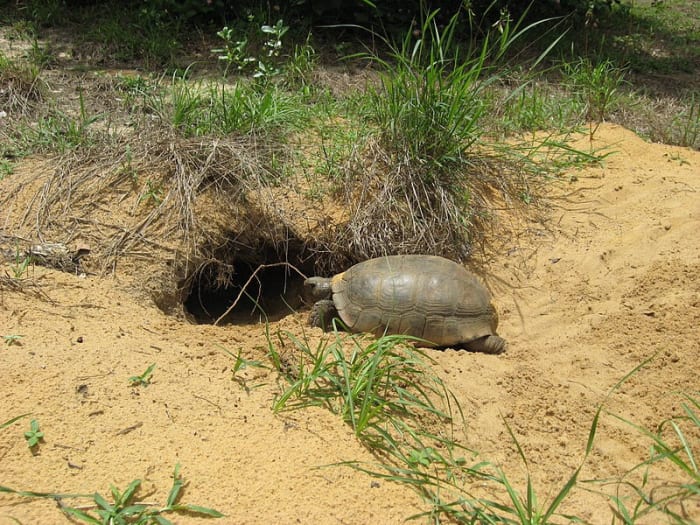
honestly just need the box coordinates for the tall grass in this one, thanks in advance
[265,328,599,523]
[360,8,563,169]
[269,329,460,444]
[562,57,627,138]
[362,10,488,169]
[162,73,304,138]
[606,393,700,523]
[327,8,577,263]
[266,335,698,523]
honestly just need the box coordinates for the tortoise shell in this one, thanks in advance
[329,255,501,349]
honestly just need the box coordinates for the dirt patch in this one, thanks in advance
[1,123,699,523]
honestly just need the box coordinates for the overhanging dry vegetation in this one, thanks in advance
[1,114,546,321]
[2,127,310,314]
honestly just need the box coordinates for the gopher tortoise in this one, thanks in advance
[304,254,506,354]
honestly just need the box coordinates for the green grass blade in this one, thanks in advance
[682,407,700,428]
[93,491,114,512]
[0,485,89,499]
[60,506,103,524]
[121,479,141,505]
[499,469,528,521]
[167,465,184,508]
[0,414,31,429]
[669,420,697,473]
[168,504,225,517]
[501,416,529,469]
[119,504,148,516]
[608,355,655,398]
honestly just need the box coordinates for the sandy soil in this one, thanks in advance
[1,123,698,524]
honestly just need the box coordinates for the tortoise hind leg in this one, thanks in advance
[309,299,338,332]
[463,335,507,354]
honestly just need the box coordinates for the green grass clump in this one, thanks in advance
[562,57,627,136]
[360,10,491,170]
[265,327,600,523]
[19,91,103,154]
[160,74,305,138]
[0,159,14,180]
[266,335,698,523]
[0,464,223,524]
[129,363,156,387]
[359,7,566,166]
[271,330,458,444]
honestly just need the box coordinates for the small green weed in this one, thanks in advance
[212,25,256,76]
[254,20,289,80]
[115,74,155,112]
[213,18,290,81]
[563,57,626,138]
[129,363,156,387]
[139,179,163,205]
[667,152,690,166]
[62,464,224,523]
[3,334,24,347]
[0,159,14,180]
[116,74,151,95]
[10,245,31,279]
[0,464,224,523]
[220,346,268,392]
[24,418,44,450]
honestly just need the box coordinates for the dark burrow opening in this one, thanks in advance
[183,257,312,325]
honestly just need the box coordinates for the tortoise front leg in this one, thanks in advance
[309,299,338,331]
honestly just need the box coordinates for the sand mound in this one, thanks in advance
[1,124,698,523]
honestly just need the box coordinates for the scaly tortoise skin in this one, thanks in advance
[304,255,506,354]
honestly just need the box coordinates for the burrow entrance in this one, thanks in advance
[182,243,315,325]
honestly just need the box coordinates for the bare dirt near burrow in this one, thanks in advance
[1,123,699,524]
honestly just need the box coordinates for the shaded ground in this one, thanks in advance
[1,124,698,523]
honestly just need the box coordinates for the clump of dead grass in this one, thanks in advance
[0,55,44,116]
[331,136,531,264]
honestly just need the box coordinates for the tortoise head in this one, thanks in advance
[303,276,334,304]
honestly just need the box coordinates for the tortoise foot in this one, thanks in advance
[309,300,338,331]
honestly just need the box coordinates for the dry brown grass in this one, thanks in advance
[0,61,44,116]
[1,125,313,313]
[325,134,548,269]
